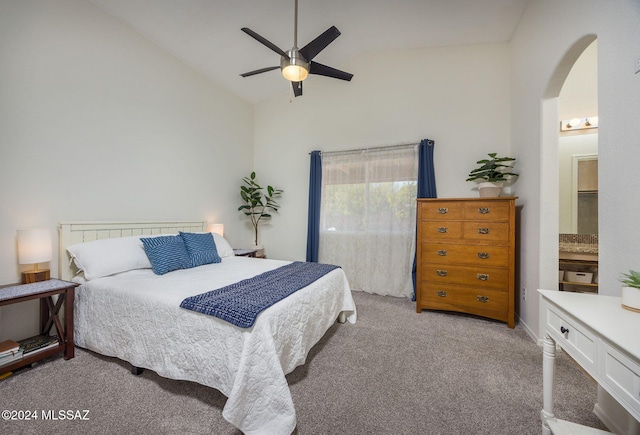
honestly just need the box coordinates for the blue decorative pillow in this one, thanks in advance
[179,232,221,268]
[141,235,192,275]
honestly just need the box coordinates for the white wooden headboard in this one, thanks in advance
[58,220,206,281]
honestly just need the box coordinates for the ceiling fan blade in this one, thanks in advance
[241,27,289,58]
[299,26,341,61]
[309,62,353,81]
[240,66,280,77]
[292,81,303,97]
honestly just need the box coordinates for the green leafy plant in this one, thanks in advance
[466,153,519,183]
[238,172,283,246]
[620,270,640,289]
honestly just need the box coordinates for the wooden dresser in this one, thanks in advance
[416,197,517,328]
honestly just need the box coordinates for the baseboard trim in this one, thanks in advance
[516,313,538,343]
[593,403,620,434]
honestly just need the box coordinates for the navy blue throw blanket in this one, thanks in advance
[180,261,340,328]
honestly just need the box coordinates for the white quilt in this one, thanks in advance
[73,256,357,434]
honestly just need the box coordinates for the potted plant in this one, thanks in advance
[466,153,518,197]
[620,270,640,312]
[238,172,283,256]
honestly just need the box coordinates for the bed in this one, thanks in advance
[58,221,357,435]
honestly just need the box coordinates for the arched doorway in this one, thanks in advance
[539,34,597,295]
[557,41,598,293]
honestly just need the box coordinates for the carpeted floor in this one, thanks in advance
[0,291,607,434]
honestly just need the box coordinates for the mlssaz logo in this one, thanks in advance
[41,410,90,420]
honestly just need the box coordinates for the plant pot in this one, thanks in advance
[252,244,265,258]
[622,286,640,312]
[478,182,503,198]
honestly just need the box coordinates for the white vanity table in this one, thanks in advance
[539,289,640,434]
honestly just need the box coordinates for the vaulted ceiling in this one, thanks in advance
[90,0,528,105]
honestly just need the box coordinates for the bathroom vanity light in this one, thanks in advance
[560,116,598,131]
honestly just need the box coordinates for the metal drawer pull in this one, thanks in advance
[477,252,490,259]
[436,270,448,277]
[477,295,489,303]
[437,250,447,256]
[436,291,447,297]
[478,228,490,234]
[477,273,489,281]
[560,326,569,335]
[437,227,448,233]
[478,207,490,214]
[437,208,448,214]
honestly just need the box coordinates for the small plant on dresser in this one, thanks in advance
[466,153,519,197]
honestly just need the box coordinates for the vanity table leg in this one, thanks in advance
[542,333,557,435]
[629,413,640,434]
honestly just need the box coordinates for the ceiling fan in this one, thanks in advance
[240,0,353,97]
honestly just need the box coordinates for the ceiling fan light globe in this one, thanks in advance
[282,64,309,81]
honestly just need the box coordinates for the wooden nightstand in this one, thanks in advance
[233,249,257,257]
[0,279,78,373]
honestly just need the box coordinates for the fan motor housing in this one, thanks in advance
[281,48,309,80]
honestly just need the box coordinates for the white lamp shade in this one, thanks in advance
[208,223,224,237]
[17,228,52,265]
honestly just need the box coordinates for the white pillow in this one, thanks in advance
[67,236,152,280]
[212,233,235,258]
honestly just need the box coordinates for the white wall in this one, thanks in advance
[0,0,254,340]
[558,40,598,120]
[254,43,511,261]
[510,0,640,339]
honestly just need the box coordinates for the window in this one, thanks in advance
[318,145,418,298]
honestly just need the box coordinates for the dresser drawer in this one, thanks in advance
[462,222,510,242]
[463,201,510,221]
[420,243,508,267]
[421,264,508,289]
[419,201,463,220]
[420,221,463,240]
[599,342,640,417]
[419,283,508,320]
[545,306,597,373]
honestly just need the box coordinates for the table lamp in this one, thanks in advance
[208,223,224,237]
[17,228,52,283]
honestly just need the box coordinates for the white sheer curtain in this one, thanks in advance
[318,145,418,298]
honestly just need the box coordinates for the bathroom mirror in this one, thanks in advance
[558,134,598,234]
[575,155,598,233]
